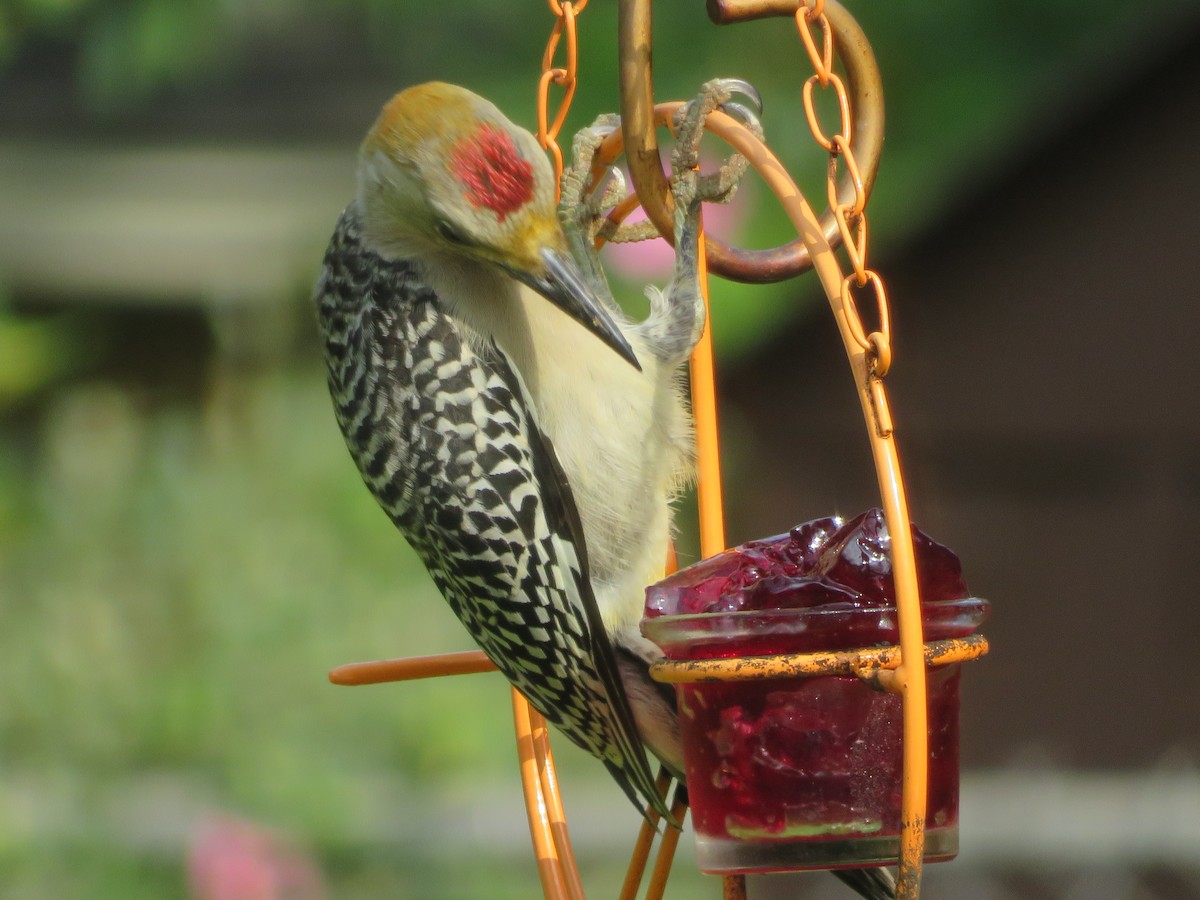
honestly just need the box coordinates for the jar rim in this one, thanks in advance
[641,596,990,648]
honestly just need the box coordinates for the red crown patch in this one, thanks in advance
[450,125,535,221]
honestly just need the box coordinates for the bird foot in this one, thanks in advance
[633,79,765,365]
[559,115,626,247]
[559,81,764,365]
[558,115,628,307]
[561,115,662,249]
[670,77,763,210]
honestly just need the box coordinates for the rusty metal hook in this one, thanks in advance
[617,0,883,283]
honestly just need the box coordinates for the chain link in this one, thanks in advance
[796,0,891,374]
[841,270,891,374]
[537,0,587,192]
[795,2,832,84]
[802,71,851,151]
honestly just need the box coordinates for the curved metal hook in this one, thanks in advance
[616,0,883,284]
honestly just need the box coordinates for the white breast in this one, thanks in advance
[422,255,694,632]
[515,288,694,629]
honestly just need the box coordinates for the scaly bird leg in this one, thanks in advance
[634,154,706,366]
[560,80,763,361]
[638,79,764,364]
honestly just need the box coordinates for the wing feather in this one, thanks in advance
[318,206,667,817]
[392,305,666,817]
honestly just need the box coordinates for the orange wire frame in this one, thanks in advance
[328,7,990,898]
[328,109,991,897]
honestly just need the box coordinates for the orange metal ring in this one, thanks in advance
[542,3,578,85]
[869,330,893,377]
[537,69,561,139]
[832,204,868,283]
[649,634,989,687]
[828,134,866,217]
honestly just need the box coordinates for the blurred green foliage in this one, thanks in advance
[0,367,716,896]
[0,304,91,402]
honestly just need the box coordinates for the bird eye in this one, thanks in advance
[436,221,471,246]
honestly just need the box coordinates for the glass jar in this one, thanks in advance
[641,597,989,875]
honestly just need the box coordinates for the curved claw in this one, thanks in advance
[563,116,625,220]
[578,116,623,171]
[671,78,764,170]
[567,115,622,177]
[577,114,622,143]
[592,165,627,205]
[717,101,764,139]
[668,78,763,209]
[712,77,762,117]
[580,121,622,150]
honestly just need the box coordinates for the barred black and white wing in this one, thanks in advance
[317,206,667,818]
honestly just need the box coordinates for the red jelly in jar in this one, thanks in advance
[641,510,988,874]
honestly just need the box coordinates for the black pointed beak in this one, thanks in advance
[512,248,641,371]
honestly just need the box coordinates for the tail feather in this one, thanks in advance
[835,867,897,900]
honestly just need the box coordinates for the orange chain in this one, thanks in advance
[796,0,891,377]
[537,0,589,190]
[504,9,597,900]
[794,7,926,892]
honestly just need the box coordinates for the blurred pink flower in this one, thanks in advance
[188,815,325,900]
[603,158,756,282]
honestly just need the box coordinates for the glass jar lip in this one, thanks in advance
[641,596,989,644]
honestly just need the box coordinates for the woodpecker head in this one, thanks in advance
[356,82,638,369]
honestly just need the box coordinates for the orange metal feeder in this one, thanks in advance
[328,2,989,897]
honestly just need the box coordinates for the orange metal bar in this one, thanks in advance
[328,650,496,685]
[619,825,658,900]
[619,821,657,900]
[644,786,690,900]
[531,705,587,900]
[692,183,745,900]
[618,769,673,900]
[650,634,989,685]
[514,688,573,900]
[690,226,727,558]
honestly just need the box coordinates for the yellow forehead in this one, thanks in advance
[362,82,481,156]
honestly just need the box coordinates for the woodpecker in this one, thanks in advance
[314,80,706,817]
[315,81,894,900]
